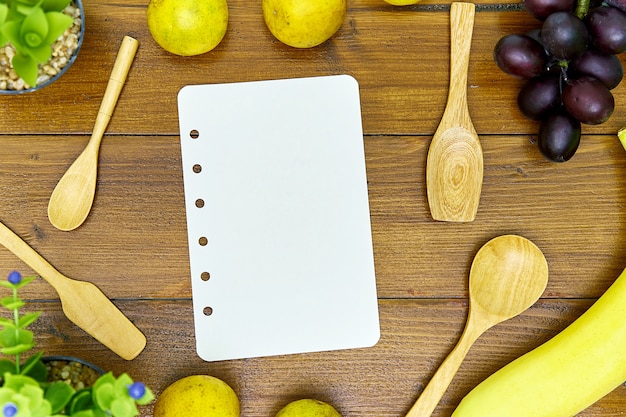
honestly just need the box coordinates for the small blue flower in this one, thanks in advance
[2,402,17,417]
[7,271,21,285]
[127,382,146,400]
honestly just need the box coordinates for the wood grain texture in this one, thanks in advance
[1,1,626,135]
[25,299,625,417]
[426,2,482,222]
[1,0,626,415]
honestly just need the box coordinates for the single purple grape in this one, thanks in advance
[572,48,624,89]
[541,11,589,60]
[538,110,581,162]
[586,6,626,54]
[523,0,575,20]
[562,75,615,125]
[517,73,563,120]
[494,34,547,79]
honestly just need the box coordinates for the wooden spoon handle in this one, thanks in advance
[447,2,475,106]
[91,36,139,144]
[0,221,146,360]
[0,222,67,289]
[405,321,484,417]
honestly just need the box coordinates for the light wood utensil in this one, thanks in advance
[48,36,139,231]
[0,220,146,360]
[426,2,482,222]
[405,234,549,417]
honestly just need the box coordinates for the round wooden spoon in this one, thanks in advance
[405,234,549,417]
[426,2,482,222]
[48,36,139,231]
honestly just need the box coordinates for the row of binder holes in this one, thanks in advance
[190,129,212,317]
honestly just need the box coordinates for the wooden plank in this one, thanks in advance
[0,133,623,300]
[2,0,625,136]
[23,298,624,417]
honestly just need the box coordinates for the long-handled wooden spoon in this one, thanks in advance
[426,2,482,222]
[48,36,139,231]
[405,234,549,417]
[0,220,146,360]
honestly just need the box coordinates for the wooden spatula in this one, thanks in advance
[0,220,146,360]
[426,2,483,222]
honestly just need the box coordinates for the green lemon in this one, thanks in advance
[147,0,228,56]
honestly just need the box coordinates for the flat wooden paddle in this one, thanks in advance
[405,235,549,417]
[48,36,139,231]
[0,221,146,360]
[426,2,483,222]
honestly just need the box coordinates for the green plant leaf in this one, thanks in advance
[15,0,40,7]
[71,410,98,417]
[92,372,116,410]
[0,281,16,290]
[1,295,24,310]
[135,385,154,405]
[3,372,41,390]
[2,343,33,355]
[0,317,16,327]
[0,327,18,347]
[0,327,34,351]
[15,275,37,289]
[19,311,42,328]
[2,19,24,49]
[21,6,47,47]
[22,352,46,379]
[45,381,76,414]
[43,10,72,44]
[41,0,71,12]
[20,379,53,417]
[110,397,139,417]
[0,358,17,376]
[10,50,38,86]
[68,389,94,414]
[0,3,6,20]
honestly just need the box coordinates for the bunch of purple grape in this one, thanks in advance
[494,0,626,162]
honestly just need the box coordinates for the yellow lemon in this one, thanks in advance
[275,399,342,417]
[383,0,422,5]
[262,0,347,48]
[153,375,240,417]
[147,0,228,56]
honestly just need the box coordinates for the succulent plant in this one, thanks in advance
[0,271,154,417]
[0,0,74,87]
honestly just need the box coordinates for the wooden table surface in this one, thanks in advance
[2,0,626,415]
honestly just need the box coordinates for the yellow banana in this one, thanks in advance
[451,266,626,417]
